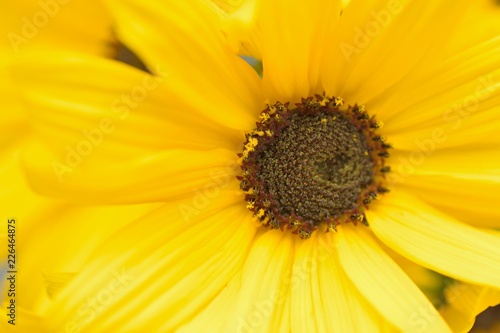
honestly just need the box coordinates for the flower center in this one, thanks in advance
[238,94,390,239]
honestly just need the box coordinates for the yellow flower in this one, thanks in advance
[8,0,500,332]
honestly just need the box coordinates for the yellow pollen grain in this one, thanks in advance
[249,137,258,147]
[321,118,327,124]
[260,113,271,122]
[257,209,265,218]
[253,130,265,136]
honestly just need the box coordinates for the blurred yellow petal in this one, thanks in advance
[440,282,500,333]
[41,191,256,332]
[298,232,394,332]
[12,55,246,203]
[1,0,114,56]
[336,226,451,332]
[106,0,263,131]
[253,0,342,101]
[401,173,500,229]
[13,55,246,151]
[324,0,468,104]
[369,192,500,288]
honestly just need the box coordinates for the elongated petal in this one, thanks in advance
[220,230,295,332]
[12,55,244,203]
[387,145,500,227]
[336,225,452,333]
[13,55,245,151]
[43,191,256,332]
[440,282,500,333]
[324,0,468,104]
[253,0,341,101]
[429,1,500,67]
[23,140,239,204]
[400,173,500,228]
[3,203,158,312]
[0,308,45,333]
[1,0,113,56]
[296,232,392,332]
[369,192,500,288]
[107,0,263,131]
[376,37,500,137]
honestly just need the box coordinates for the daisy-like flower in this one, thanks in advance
[9,0,500,332]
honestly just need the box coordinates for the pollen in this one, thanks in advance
[238,94,391,239]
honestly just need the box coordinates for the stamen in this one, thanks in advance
[238,94,391,238]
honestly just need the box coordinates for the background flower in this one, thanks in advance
[0,1,159,330]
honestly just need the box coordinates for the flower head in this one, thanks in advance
[7,0,500,332]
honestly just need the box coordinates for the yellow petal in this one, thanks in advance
[1,199,158,315]
[375,37,500,137]
[12,55,244,203]
[440,282,500,333]
[378,238,445,302]
[209,0,261,58]
[253,0,341,101]
[0,71,24,146]
[106,0,263,131]
[369,192,500,288]
[399,173,500,229]
[304,232,392,332]
[23,139,239,204]
[1,0,113,56]
[382,76,500,154]
[13,55,245,151]
[437,1,500,62]
[0,307,45,332]
[0,145,52,235]
[42,192,255,332]
[336,225,452,333]
[387,145,500,227]
[0,144,158,328]
[289,234,322,332]
[324,0,468,104]
[221,230,295,332]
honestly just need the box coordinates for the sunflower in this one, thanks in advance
[8,0,500,332]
